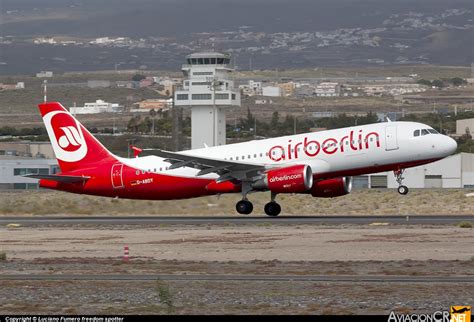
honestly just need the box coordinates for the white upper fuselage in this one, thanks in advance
[120,121,457,179]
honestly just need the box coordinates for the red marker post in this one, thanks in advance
[123,245,129,262]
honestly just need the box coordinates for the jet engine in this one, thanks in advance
[252,164,313,193]
[310,177,353,198]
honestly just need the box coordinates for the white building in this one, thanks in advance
[262,86,282,97]
[36,71,53,78]
[69,100,123,114]
[174,52,241,149]
[456,119,474,136]
[0,156,58,190]
[315,82,340,97]
[353,153,474,189]
[239,80,262,96]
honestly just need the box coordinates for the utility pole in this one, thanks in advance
[43,80,48,103]
[126,139,136,158]
[254,117,257,138]
[172,86,182,151]
[294,116,297,135]
[208,77,222,146]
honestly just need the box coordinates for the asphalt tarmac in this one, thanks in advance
[0,215,472,226]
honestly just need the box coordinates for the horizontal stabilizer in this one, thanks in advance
[23,174,90,183]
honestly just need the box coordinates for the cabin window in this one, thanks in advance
[254,154,257,158]
[236,157,239,160]
[230,157,233,160]
[414,130,420,137]
[260,153,263,157]
[136,170,140,175]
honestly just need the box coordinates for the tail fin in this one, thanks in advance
[39,102,117,172]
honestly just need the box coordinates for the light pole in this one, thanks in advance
[208,77,222,146]
[293,116,297,135]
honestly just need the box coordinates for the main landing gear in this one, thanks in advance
[236,199,253,215]
[394,169,409,195]
[236,182,254,215]
[264,192,281,217]
[235,185,282,216]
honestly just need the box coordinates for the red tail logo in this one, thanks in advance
[39,102,116,172]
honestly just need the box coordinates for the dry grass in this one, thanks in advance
[0,189,472,216]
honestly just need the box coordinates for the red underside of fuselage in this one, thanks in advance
[39,157,441,200]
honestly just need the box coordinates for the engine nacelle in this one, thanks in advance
[252,164,313,193]
[310,177,353,198]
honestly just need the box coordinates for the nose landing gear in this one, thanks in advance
[394,169,409,195]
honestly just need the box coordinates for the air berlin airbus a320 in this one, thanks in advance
[26,102,457,216]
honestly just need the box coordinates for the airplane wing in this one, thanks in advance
[23,174,90,183]
[143,149,267,183]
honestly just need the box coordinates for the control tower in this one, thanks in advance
[174,52,241,149]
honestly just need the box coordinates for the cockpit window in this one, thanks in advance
[415,128,439,137]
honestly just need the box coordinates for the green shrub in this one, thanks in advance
[458,221,472,228]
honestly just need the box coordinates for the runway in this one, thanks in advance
[0,215,472,226]
[1,274,473,283]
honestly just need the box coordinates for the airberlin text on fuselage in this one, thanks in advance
[268,130,380,162]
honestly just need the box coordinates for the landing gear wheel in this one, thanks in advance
[397,185,409,195]
[264,202,281,217]
[236,200,253,215]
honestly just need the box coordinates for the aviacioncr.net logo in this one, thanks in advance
[43,110,88,162]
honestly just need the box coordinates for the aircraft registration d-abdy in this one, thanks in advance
[26,102,457,216]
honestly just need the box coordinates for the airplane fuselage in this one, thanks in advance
[41,121,457,201]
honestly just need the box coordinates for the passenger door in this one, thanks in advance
[385,125,399,151]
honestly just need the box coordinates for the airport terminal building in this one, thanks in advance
[353,153,474,189]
